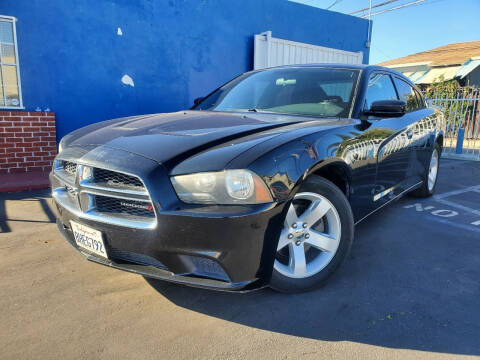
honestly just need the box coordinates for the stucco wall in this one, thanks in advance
[0,0,370,140]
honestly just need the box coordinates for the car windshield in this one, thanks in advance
[193,67,360,118]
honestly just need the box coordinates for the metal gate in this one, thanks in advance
[253,31,364,70]
[428,88,480,161]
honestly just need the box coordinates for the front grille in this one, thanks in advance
[92,168,144,190]
[54,160,77,181]
[95,195,155,218]
[52,160,156,228]
[64,161,77,176]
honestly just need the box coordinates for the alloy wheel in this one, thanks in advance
[274,192,341,279]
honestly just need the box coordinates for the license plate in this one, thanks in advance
[70,221,108,259]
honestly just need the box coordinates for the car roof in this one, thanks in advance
[267,63,367,69]
[262,63,394,72]
[258,63,411,85]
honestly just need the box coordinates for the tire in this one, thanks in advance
[270,176,354,293]
[409,143,441,198]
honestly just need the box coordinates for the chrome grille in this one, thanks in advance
[92,168,144,190]
[64,161,77,176]
[52,161,156,228]
[95,195,155,218]
[54,160,77,181]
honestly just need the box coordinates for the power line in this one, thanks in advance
[326,0,343,10]
[372,43,394,60]
[417,0,448,7]
[359,0,426,18]
[349,0,401,15]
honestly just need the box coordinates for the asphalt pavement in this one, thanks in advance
[1,158,479,359]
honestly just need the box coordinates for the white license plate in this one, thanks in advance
[70,221,108,259]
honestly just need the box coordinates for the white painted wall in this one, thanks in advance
[254,31,364,70]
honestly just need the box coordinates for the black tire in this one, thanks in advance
[270,176,354,293]
[409,143,441,198]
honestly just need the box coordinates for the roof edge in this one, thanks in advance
[385,61,431,68]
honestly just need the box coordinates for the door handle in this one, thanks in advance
[407,129,413,139]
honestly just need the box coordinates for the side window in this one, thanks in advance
[394,77,421,111]
[414,89,425,109]
[364,73,398,110]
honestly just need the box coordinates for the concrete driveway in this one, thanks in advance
[1,159,479,360]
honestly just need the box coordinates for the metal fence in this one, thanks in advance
[427,88,480,160]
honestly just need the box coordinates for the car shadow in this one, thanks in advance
[145,200,480,356]
[0,189,55,234]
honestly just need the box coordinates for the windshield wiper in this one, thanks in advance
[247,108,259,112]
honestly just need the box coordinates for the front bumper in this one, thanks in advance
[54,201,285,292]
[50,147,287,291]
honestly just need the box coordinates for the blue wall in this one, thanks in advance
[0,0,370,140]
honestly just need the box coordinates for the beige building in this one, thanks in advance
[378,41,480,89]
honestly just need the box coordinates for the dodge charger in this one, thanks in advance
[50,64,444,293]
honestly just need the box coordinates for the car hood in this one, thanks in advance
[64,111,350,168]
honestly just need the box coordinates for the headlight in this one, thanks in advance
[171,170,273,204]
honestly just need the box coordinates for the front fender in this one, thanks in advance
[245,131,355,202]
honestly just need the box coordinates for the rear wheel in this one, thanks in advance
[409,143,441,198]
[270,176,354,293]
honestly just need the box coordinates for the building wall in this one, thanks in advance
[466,67,480,87]
[0,0,370,140]
[0,111,56,174]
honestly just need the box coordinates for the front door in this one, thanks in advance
[363,72,413,206]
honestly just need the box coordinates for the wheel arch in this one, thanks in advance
[432,132,443,156]
[296,159,353,199]
[436,133,444,148]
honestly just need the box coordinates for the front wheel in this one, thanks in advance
[270,176,354,293]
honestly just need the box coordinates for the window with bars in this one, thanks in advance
[0,16,22,108]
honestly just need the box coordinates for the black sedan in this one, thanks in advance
[50,64,444,293]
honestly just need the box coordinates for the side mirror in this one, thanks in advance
[193,97,204,106]
[364,100,406,118]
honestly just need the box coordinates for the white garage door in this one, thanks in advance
[254,31,364,70]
